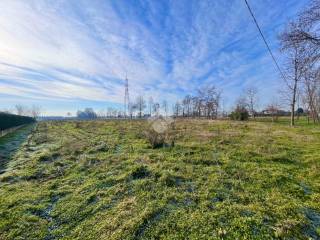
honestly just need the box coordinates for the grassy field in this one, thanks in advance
[0,119,320,239]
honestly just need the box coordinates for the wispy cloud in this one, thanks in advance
[0,0,308,114]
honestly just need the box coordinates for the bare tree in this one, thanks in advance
[177,85,221,119]
[197,85,221,119]
[135,96,146,118]
[97,109,106,118]
[31,105,42,119]
[266,102,280,122]
[281,1,320,48]
[279,38,308,126]
[193,96,202,117]
[173,102,182,117]
[246,87,258,119]
[191,96,200,117]
[128,103,134,119]
[182,95,192,117]
[15,104,27,116]
[303,66,320,123]
[112,109,118,118]
[280,1,320,125]
[162,100,168,117]
[235,96,248,110]
[107,107,113,118]
[153,102,160,116]
[148,97,154,117]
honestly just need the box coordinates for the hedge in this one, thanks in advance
[0,112,35,131]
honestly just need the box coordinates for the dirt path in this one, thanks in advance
[0,124,34,174]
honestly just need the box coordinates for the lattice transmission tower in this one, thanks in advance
[124,73,130,118]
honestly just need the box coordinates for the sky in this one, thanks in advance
[0,0,309,116]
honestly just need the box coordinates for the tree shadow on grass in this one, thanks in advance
[0,124,34,174]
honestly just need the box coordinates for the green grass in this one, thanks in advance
[0,124,35,174]
[0,119,319,239]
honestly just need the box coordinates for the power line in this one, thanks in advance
[243,0,287,82]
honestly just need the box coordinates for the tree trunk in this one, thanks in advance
[291,64,298,126]
[290,92,296,126]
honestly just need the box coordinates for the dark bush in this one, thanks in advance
[131,165,150,179]
[230,107,249,121]
[296,108,304,115]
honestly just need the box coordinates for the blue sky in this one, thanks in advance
[0,0,308,116]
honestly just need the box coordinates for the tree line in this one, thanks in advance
[0,105,43,119]
[172,85,221,118]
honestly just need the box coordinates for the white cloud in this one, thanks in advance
[0,0,307,113]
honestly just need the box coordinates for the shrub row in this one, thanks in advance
[0,112,35,131]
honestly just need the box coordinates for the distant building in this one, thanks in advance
[260,109,290,116]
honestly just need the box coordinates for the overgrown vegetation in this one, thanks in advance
[0,119,319,239]
[230,106,249,121]
[144,117,176,148]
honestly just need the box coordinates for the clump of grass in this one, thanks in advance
[159,171,179,187]
[86,194,98,205]
[33,133,48,144]
[74,121,81,128]
[87,141,108,153]
[144,117,176,149]
[273,219,302,238]
[131,165,150,179]
[37,151,60,162]
[144,128,166,148]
